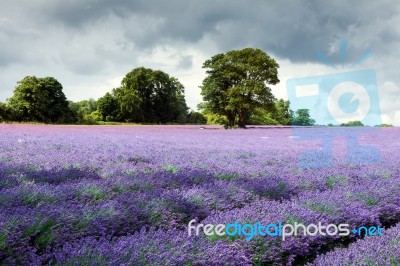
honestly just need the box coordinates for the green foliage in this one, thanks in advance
[78,185,106,201]
[186,110,207,124]
[375,123,393,127]
[7,76,72,123]
[285,215,305,230]
[163,164,180,173]
[20,190,57,206]
[129,180,154,192]
[97,92,119,121]
[69,98,98,124]
[325,175,348,189]
[247,99,291,125]
[204,113,228,125]
[197,102,227,125]
[200,48,279,128]
[0,102,12,122]
[271,99,291,125]
[204,98,291,126]
[357,193,378,206]
[306,202,338,215]
[112,67,188,123]
[0,232,7,250]
[247,107,278,125]
[84,111,102,124]
[73,208,116,230]
[341,120,364,127]
[23,217,56,251]
[290,109,316,126]
[215,173,239,181]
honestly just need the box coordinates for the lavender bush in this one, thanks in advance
[310,222,400,266]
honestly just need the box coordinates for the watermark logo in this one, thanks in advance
[188,219,384,241]
[286,40,381,168]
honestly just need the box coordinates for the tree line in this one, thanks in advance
[0,68,206,125]
[0,48,316,127]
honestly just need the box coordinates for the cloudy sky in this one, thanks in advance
[0,0,399,125]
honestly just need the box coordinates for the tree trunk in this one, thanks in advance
[226,111,235,127]
[238,110,246,128]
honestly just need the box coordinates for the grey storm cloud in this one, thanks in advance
[15,0,398,62]
[1,0,399,65]
[0,0,399,123]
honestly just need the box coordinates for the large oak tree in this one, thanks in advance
[200,48,279,128]
[113,67,188,123]
[7,76,71,123]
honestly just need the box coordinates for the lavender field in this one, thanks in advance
[0,124,399,265]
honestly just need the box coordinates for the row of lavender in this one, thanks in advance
[0,125,399,265]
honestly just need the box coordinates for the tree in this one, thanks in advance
[341,120,364,127]
[0,102,12,122]
[291,109,316,126]
[68,99,98,124]
[97,92,119,121]
[7,76,71,123]
[375,123,393,127]
[84,110,102,124]
[114,67,188,123]
[248,99,291,125]
[272,99,291,125]
[186,110,207,124]
[200,48,279,128]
